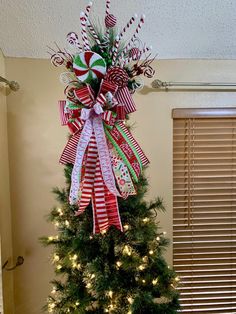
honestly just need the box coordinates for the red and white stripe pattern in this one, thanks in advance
[59,132,81,165]
[115,104,125,120]
[118,15,137,42]
[59,100,68,125]
[76,132,98,215]
[84,1,93,20]
[122,14,145,59]
[92,158,122,233]
[105,14,117,28]
[87,22,103,48]
[105,0,111,16]
[115,86,136,114]
[80,12,90,51]
[111,35,120,66]
[99,79,118,95]
[93,159,108,233]
[117,121,149,166]
[71,118,84,131]
[74,85,94,107]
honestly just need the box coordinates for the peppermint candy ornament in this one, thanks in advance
[106,67,129,88]
[73,51,107,83]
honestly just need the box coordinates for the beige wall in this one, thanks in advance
[4,58,236,314]
[0,51,14,314]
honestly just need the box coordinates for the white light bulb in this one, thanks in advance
[152,278,158,285]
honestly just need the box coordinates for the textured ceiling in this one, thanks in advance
[1,0,236,59]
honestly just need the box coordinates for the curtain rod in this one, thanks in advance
[0,75,19,91]
[152,79,236,90]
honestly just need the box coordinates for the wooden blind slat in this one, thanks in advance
[173,110,236,314]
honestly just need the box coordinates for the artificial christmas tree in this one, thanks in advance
[41,1,180,313]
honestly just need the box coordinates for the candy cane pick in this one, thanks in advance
[122,14,145,58]
[119,14,137,41]
[80,12,90,51]
[87,20,103,49]
[105,0,111,17]
[85,1,93,20]
[111,35,120,66]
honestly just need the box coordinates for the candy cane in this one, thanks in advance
[66,32,83,52]
[85,1,93,20]
[87,21,104,49]
[80,12,90,51]
[105,0,111,16]
[122,14,145,58]
[119,14,137,41]
[111,35,120,66]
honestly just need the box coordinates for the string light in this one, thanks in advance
[156,236,160,241]
[152,278,158,285]
[54,221,60,228]
[105,309,109,313]
[143,217,150,223]
[89,235,93,239]
[124,224,129,231]
[101,229,107,235]
[127,297,133,304]
[175,276,180,282]
[48,236,54,241]
[72,254,78,261]
[65,220,70,227]
[127,311,132,314]
[48,302,56,312]
[142,256,148,263]
[86,282,92,288]
[108,290,113,298]
[53,254,60,262]
[142,279,146,284]
[75,301,80,306]
[116,261,122,268]
[56,264,62,270]
[57,208,63,216]
[138,265,145,271]
[123,245,132,256]
[51,287,57,294]
[91,274,95,279]
[149,250,154,255]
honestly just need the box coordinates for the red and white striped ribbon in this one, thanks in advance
[60,132,81,165]
[92,159,109,233]
[59,100,68,125]
[74,85,94,107]
[117,121,149,166]
[115,86,136,114]
[76,132,98,214]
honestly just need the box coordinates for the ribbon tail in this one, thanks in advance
[76,132,98,215]
[69,119,93,205]
[104,186,123,232]
[92,158,109,234]
[93,116,120,197]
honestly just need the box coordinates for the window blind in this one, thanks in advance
[173,108,236,314]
